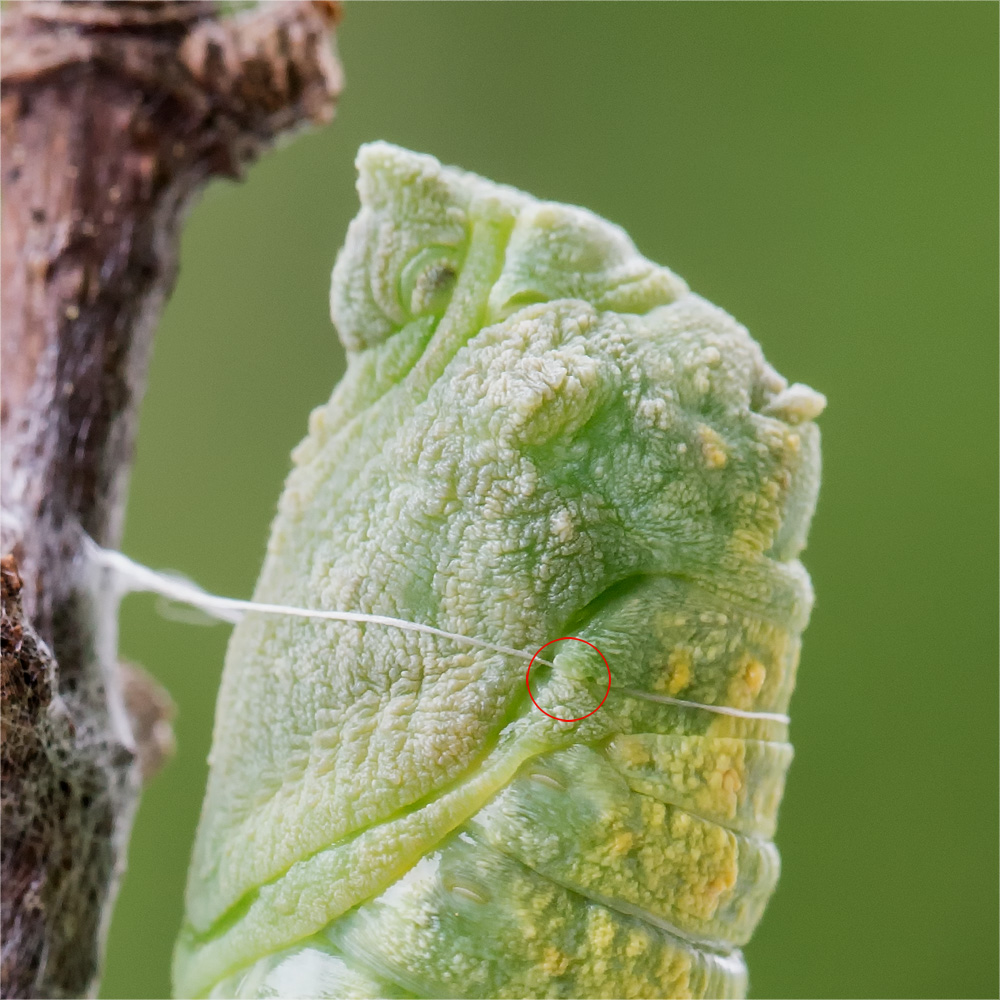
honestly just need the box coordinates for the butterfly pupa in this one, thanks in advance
[173,143,824,1000]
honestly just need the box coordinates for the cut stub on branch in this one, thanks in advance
[0,2,342,996]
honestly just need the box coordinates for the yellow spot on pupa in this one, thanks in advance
[625,932,649,958]
[744,658,767,696]
[669,809,691,835]
[726,653,768,707]
[610,736,650,767]
[696,424,728,469]
[540,947,570,976]
[706,871,736,900]
[649,800,667,828]
[588,909,616,950]
[609,831,634,856]
[656,648,692,695]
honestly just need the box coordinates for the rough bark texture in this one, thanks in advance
[0,2,342,996]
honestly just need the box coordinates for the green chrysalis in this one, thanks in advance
[173,144,824,999]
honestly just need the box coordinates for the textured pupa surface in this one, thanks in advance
[174,143,824,1000]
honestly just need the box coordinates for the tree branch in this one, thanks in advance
[0,2,342,995]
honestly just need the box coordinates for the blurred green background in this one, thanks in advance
[101,3,998,998]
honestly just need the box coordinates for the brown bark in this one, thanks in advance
[0,2,342,995]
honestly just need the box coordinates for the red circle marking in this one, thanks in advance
[525,637,611,723]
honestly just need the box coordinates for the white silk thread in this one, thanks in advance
[84,537,791,725]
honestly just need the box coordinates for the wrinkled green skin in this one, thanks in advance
[174,144,824,999]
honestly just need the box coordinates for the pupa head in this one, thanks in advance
[330,142,687,352]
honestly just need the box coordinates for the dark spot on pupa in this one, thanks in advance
[423,263,456,294]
